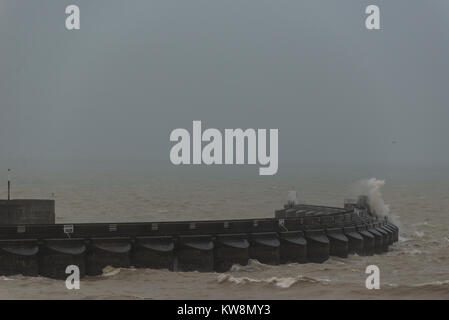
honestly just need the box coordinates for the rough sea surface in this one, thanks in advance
[0,168,448,299]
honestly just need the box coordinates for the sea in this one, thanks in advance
[0,165,448,299]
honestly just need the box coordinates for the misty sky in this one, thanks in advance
[1,0,449,174]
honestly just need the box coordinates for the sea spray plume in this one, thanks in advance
[353,178,403,231]
[287,187,298,206]
[354,178,390,218]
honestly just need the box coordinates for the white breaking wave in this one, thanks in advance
[411,280,449,287]
[404,248,422,255]
[411,221,435,228]
[414,231,425,238]
[217,274,330,288]
[229,259,272,272]
[101,266,122,277]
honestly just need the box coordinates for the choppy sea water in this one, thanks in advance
[0,168,448,299]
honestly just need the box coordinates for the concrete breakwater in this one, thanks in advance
[0,207,398,279]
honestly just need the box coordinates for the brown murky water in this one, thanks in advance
[1,169,448,299]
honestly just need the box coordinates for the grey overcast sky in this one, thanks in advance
[1,1,448,173]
